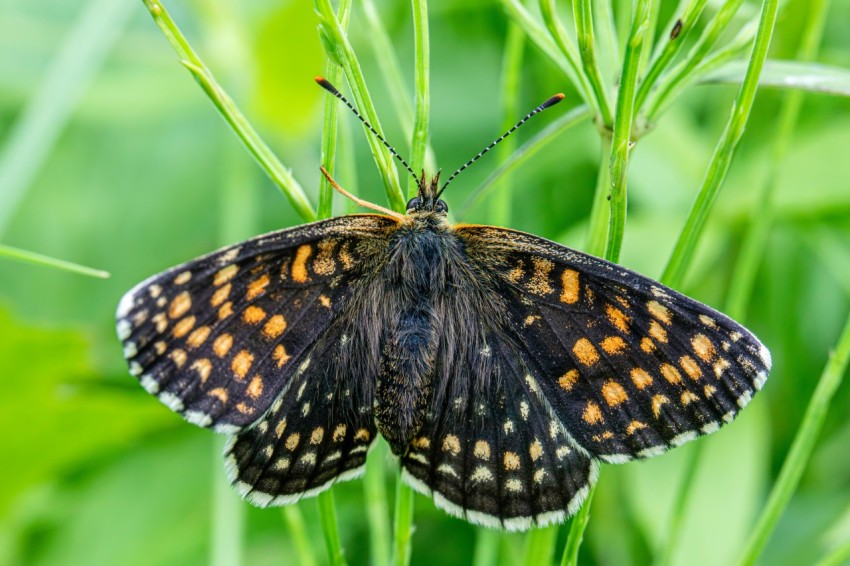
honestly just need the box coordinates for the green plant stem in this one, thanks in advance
[318,0,353,220]
[594,0,619,80]
[634,0,708,113]
[737,311,850,565]
[604,0,652,264]
[652,443,703,566]
[0,0,135,236]
[661,0,779,290]
[584,137,613,257]
[392,471,414,566]
[572,0,614,126]
[365,441,391,566]
[211,437,243,566]
[560,481,596,566]
[644,0,746,123]
[522,525,558,566]
[408,0,430,198]
[314,0,405,212]
[141,0,315,222]
[319,491,346,566]
[282,506,318,566]
[472,529,500,566]
[501,0,574,86]
[639,0,662,72]
[0,244,109,278]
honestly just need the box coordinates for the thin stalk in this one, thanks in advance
[560,481,596,566]
[522,525,558,566]
[737,311,850,565]
[365,441,391,566]
[639,0,663,73]
[644,0,746,123]
[472,529,500,566]
[319,491,346,566]
[0,244,109,278]
[572,0,615,126]
[314,0,406,212]
[283,506,318,566]
[0,0,135,236]
[141,0,315,222]
[584,138,612,257]
[651,443,703,566]
[318,0,353,220]
[604,0,653,264]
[408,0,430,198]
[634,0,709,113]
[538,0,599,116]
[594,0,620,80]
[392,471,414,566]
[501,0,575,87]
[661,0,779,289]
[211,437,243,566]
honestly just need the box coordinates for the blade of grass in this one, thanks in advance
[141,0,315,222]
[365,441,391,566]
[472,529,500,566]
[560,480,596,566]
[737,311,850,565]
[211,437,243,566]
[408,0,430,199]
[319,490,346,566]
[282,505,319,566]
[522,525,558,566]
[638,0,662,73]
[0,0,135,236]
[571,0,615,126]
[501,0,576,88]
[604,0,653,264]
[314,0,405,212]
[392,470,414,566]
[0,244,109,278]
[660,0,779,289]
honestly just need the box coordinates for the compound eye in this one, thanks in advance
[435,199,449,214]
[405,196,421,212]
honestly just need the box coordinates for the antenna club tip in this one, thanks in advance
[542,93,566,108]
[315,76,339,94]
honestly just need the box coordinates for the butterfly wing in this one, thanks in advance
[116,214,398,434]
[455,225,771,464]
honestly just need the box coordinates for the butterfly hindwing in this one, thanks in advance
[116,215,398,433]
[456,226,771,463]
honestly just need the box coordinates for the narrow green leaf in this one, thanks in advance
[701,60,850,97]
[319,490,347,566]
[0,244,109,279]
[392,473,414,566]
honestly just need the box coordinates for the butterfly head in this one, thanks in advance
[406,172,449,216]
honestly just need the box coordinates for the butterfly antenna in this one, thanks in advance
[435,93,566,199]
[315,77,420,184]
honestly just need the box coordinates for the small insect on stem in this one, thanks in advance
[319,165,406,221]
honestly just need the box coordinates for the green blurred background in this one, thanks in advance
[1,0,849,564]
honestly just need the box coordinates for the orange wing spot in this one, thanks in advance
[680,355,702,380]
[273,344,291,367]
[170,348,187,368]
[503,451,521,471]
[474,440,490,459]
[172,316,196,338]
[247,376,264,399]
[652,394,669,418]
[235,402,253,415]
[525,257,555,296]
[153,313,168,334]
[291,245,312,283]
[186,325,210,349]
[412,436,430,450]
[285,433,301,451]
[354,428,371,442]
[601,336,627,354]
[214,264,239,286]
[242,305,267,324]
[647,300,672,324]
[168,291,192,319]
[605,304,630,333]
[209,387,228,403]
[649,320,668,343]
[523,315,540,327]
[333,424,347,442]
[529,440,543,461]
[592,431,614,442]
[558,369,580,391]
[704,384,717,398]
[602,381,628,406]
[174,270,192,285]
[630,368,653,389]
[246,274,270,300]
[310,427,325,445]
[660,363,683,385]
[560,269,580,304]
[640,337,656,353]
[507,263,524,283]
[691,334,716,362]
[338,241,354,270]
[573,338,599,366]
[275,418,287,438]
[699,314,718,328]
[681,391,699,405]
[583,401,604,425]
[154,341,167,355]
[442,435,461,455]
[231,350,254,380]
[319,295,332,308]
[626,420,647,435]
[213,333,233,357]
[313,239,337,276]
[263,315,287,339]
[210,283,231,307]
[218,302,234,320]
[191,358,212,383]
[713,358,731,378]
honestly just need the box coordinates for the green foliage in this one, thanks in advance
[1,0,849,564]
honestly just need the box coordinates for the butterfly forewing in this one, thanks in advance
[115,215,398,433]
[456,226,771,463]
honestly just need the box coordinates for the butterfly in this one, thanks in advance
[116,79,770,531]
